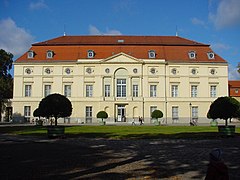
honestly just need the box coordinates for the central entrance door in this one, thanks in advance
[117,105,126,122]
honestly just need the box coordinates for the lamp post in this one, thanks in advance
[189,103,192,125]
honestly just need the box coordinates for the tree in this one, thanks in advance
[38,93,72,126]
[96,111,108,123]
[151,110,163,121]
[207,96,240,126]
[0,49,13,122]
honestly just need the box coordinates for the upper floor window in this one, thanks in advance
[88,50,95,58]
[150,85,157,97]
[132,85,139,97]
[64,85,71,97]
[86,85,93,97]
[117,79,126,97]
[171,85,178,97]
[210,85,217,97]
[44,85,51,97]
[46,50,54,59]
[188,51,196,59]
[235,88,239,94]
[207,52,215,59]
[148,50,156,58]
[27,50,35,59]
[191,85,198,97]
[25,85,32,97]
[104,85,110,97]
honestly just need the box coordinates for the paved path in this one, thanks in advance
[0,134,240,179]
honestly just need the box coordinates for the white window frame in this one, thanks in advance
[172,106,179,120]
[46,50,53,59]
[191,85,198,97]
[64,85,71,97]
[44,85,51,97]
[104,84,110,97]
[86,85,93,97]
[148,50,156,58]
[192,106,198,119]
[207,52,215,59]
[85,106,92,123]
[210,85,217,97]
[150,85,157,97]
[171,85,178,97]
[132,84,138,97]
[24,106,31,117]
[25,85,32,97]
[87,50,94,58]
[188,51,196,59]
[27,51,34,59]
[117,79,126,97]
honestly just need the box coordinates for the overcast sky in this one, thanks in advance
[0,0,239,79]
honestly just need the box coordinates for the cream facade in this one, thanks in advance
[12,36,228,124]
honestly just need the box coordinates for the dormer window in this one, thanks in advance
[27,50,34,59]
[207,52,215,59]
[148,50,156,59]
[46,50,54,59]
[188,51,196,59]
[87,50,95,58]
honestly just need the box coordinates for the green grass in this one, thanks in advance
[1,125,239,139]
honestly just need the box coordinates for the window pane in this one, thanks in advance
[172,106,178,119]
[44,85,51,97]
[117,79,126,97]
[86,85,93,97]
[192,107,198,118]
[24,106,31,117]
[105,85,110,97]
[25,85,32,97]
[150,85,157,97]
[133,85,138,97]
[191,85,197,97]
[64,85,71,97]
[171,85,178,97]
[210,85,216,97]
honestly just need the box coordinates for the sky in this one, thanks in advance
[0,0,240,80]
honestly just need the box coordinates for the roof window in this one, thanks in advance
[46,50,54,59]
[148,50,156,59]
[207,52,215,59]
[188,51,196,59]
[27,50,35,59]
[87,50,95,58]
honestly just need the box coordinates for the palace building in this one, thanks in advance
[12,35,228,124]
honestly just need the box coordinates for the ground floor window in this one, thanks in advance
[172,106,179,122]
[85,106,92,123]
[24,106,31,122]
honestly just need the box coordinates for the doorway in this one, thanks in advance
[117,105,126,122]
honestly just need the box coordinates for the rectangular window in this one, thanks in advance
[104,85,110,97]
[44,85,51,97]
[172,106,179,120]
[150,106,157,117]
[117,79,126,97]
[85,106,92,123]
[171,85,178,97]
[24,106,31,117]
[191,85,198,97]
[25,85,32,97]
[64,85,71,97]
[210,85,217,97]
[132,85,138,97]
[192,106,198,119]
[150,85,157,97]
[86,85,93,97]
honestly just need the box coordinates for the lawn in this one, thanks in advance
[1,125,239,139]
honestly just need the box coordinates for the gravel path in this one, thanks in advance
[0,134,240,179]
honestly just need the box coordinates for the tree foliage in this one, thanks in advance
[0,49,13,121]
[151,109,163,119]
[207,96,240,126]
[97,111,108,122]
[38,93,72,126]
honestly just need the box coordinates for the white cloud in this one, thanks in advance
[210,42,230,51]
[29,0,48,10]
[0,18,34,57]
[89,25,122,35]
[191,17,207,28]
[228,63,240,80]
[209,0,240,29]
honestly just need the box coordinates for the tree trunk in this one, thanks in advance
[0,100,2,122]
[225,118,228,126]
[55,116,58,126]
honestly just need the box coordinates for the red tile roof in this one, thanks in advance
[229,80,240,97]
[16,35,227,63]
